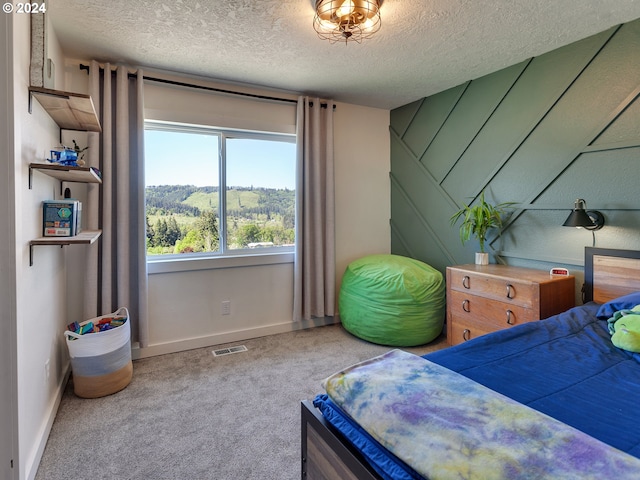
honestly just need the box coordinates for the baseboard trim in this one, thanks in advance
[132,317,340,359]
[27,366,71,480]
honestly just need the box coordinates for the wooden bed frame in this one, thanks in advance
[301,247,640,480]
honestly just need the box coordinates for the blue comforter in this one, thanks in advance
[427,302,640,458]
[315,301,640,479]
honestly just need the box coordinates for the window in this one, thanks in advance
[144,122,296,259]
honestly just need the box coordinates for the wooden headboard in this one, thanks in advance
[584,247,640,303]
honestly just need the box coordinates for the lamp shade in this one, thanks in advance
[563,209,595,228]
[562,198,604,230]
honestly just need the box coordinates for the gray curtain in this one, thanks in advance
[85,61,149,347]
[293,96,336,321]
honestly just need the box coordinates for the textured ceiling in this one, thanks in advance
[49,0,640,109]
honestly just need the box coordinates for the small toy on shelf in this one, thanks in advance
[47,140,89,167]
[48,147,78,166]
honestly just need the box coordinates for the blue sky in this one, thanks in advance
[144,130,296,189]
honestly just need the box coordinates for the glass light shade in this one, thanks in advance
[336,0,355,17]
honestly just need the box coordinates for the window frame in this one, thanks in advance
[144,120,297,269]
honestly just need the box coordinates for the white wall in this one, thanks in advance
[146,257,296,355]
[12,14,71,480]
[334,102,391,292]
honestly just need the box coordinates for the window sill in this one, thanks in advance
[147,251,294,275]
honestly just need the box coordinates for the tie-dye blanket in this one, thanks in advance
[323,349,640,480]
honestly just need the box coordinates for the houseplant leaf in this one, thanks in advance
[450,191,516,254]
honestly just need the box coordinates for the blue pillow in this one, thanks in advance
[596,291,640,319]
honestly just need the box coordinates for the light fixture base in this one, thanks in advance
[585,210,605,231]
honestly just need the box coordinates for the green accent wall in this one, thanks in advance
[390,19,640,279]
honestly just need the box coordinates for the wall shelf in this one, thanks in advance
[28,86,102,132]
[28,87,103,265]
[29,163,102,189]
[29,230,101,266]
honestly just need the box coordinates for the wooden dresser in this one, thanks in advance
[446,264,575,346]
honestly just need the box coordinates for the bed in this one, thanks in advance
[301,247,640,479]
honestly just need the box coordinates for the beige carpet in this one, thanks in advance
[35,324,447,480]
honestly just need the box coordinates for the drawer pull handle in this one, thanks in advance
[463,329,471,341]
[506,309,515,325]
[462,276,470,289]
[462,300,470,312]
[506,283,515,299]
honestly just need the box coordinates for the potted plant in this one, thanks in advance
[450,191,515,265]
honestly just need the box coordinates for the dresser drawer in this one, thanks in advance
[449,290,536,329]
[448,268,537,308]
[448,316,497,345]
[446,264,575,346]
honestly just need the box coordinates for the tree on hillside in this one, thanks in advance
[148,216,182,248]
[235,224,261,247]
[174,230,202,254]
[195,210,219,251]
[261,225,295,245]
[154,218,168,246]
[166,216,182,246]
[146,215,154,246]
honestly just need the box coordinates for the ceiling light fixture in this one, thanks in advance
[313,0,383,44]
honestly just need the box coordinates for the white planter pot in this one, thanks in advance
[475,252,489,265]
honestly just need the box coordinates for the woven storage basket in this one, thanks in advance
[64,307,132,398]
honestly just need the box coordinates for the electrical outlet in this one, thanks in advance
[221,300,231,315]
[44,359,50,381]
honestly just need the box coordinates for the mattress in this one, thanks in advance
[315,301,640,479]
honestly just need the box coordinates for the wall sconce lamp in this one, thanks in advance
[563,199,605,247]
[313,0,383,44]
[562,199,605,230]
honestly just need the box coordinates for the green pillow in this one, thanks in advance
[339,254,445,347]
[608,304,640,353]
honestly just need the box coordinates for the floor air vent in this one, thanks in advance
[212,345,248,357]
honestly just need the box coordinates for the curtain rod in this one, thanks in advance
[78,64,334,108]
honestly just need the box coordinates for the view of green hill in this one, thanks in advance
[145,185,295,255]
[182,190,218,211]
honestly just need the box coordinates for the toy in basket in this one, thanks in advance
[64,307,132,398]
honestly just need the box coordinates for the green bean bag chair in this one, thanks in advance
[339,254,445,346]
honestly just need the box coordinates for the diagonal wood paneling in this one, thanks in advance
[390,19,640,271]
[490,22,640,206]
[389,131,467,268]
[441,26,617,205]
[390,187,452,272]
[401,83,467,159]
[389,99,423,138]
[590,93,640,148]
[421,60,530,183]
